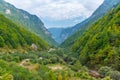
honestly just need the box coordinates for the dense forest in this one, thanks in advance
[0,14,49,51]
[61,0,120,47]
[72,5,120,70]
[0,0,57,46]
[0,0,120,80]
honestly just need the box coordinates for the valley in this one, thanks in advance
[0,0,120,80]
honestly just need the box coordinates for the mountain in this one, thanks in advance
[0,14,49,51]
[71,4,120,70]
[48,28,64,44]
[61,0,120,47]
[0,0,57,46]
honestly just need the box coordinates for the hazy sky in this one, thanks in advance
[5,0,104,28]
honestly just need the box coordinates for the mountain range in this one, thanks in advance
[48,28,64,44]
[71,3,120,70]
[0,0,57,46]
[0,14,49,51]
[0,0,120,79]
[49,0,120,44]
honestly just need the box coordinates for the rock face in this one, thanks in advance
[31,43,38,50]
[61,0,120,47]
[89,70,104,78]
[5,9,11,14]
[0,0,57,46]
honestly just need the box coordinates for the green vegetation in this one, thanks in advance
[0,36,4,47]
[0,0,57,46]
[61,0,120,48]
[0,67,13,80]
[0,14,49,51]
[0,49,119,80]
[0,51,99,80]
[98,66,120,80]
[71,5,120,70]
[0,1,120,80]
[60,27,88,47]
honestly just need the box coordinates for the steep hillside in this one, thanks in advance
[48,28,65,43]
[61,0,120,47]
[72,5,120,70]
[0,14,49,51]
[0,0,57,46]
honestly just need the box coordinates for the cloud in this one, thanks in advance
[31,1,89,20]
[5,0,104,21]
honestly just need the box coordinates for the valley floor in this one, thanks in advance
[0,48,119,80]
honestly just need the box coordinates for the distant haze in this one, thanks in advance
[5,0,104,28]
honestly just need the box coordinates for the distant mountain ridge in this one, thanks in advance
[61,0,120,47]
[48,28,64,44]
[0,0,57,46]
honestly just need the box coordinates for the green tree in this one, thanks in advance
[0,36,4,47]
[0,67,13,80]
[58,74,62,80]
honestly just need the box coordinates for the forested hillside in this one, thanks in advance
[61,0,120,47]
[72,4,120,70]
[0,14,49,51]
[0,0,120,80]
[0,0,57,46]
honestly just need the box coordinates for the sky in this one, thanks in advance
[5,0,104,28]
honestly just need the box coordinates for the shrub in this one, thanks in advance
[98,66,112,76]
[0,67,13,80]
[108,71,120,80]
[0,36,4,47]
[101,76,112,80]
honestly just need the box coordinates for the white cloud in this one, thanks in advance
[5,0,104,21]
[30,1,90,20]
